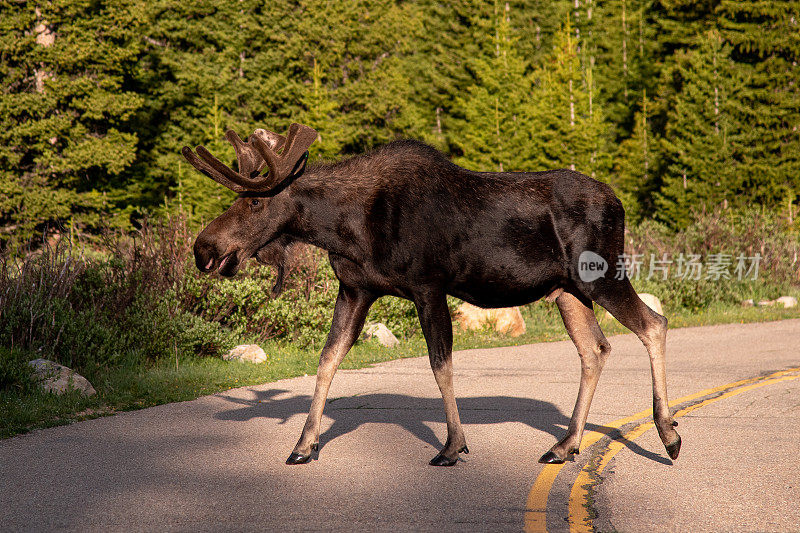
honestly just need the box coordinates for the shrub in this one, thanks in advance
[626,209,799,287]
[0,347,36,393]
[180,244,435,347]
[0,217,240,378]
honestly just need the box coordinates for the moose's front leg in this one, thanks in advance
[286,285,376,464]
[414,291,468,466]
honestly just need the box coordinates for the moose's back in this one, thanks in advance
[341,141,625,308]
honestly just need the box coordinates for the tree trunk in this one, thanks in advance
[622,0,628,101]
[34,7,55,94]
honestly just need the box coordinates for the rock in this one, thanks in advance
[223,344,267,364]
[637,293,664,316]
[28,359,96,397]
[750,296,795,308]
[741,299,755,307]
[363,323,400,348]
[604,293,663,322]
[455,303,526,337]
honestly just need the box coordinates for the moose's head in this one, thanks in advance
[181,123,317,287]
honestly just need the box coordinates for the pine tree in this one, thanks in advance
[171,94,238,223]
[527,19,612,177]
[614,90,656,221]
[717,1,800,216]
[589,0,662,136]
[450,1,534,172]
[265,0,424,151]
[0,2,148,245]
[398,0,570,152]
[135,0,270,222]
[300,58,344,161]
[655,30,747,227]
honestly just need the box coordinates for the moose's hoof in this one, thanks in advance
[538,451,565,464]
[665,435,682,460]
[286,452,312,465]
[429,454,458,466]
[429,445,469,466]
[538,446,578,464]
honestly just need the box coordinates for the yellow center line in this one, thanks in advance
[524,366,800,533]
[568,372,800,533]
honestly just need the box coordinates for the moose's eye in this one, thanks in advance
[250,198,261,208]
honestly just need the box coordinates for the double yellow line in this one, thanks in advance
[524,366,800,533]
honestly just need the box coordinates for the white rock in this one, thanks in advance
[775,296,797,308]
[363,323,400,348]
[637,293,664,316]
[758,299,775,307]
[604,293,663,322]
[455,303,526,337]
[28,359,96,397]
[741,299,755,307]
[223,344,267,364]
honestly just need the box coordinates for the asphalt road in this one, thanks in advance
[2,319,799,532]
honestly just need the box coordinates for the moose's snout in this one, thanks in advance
[194,236,221,273]
[193,234,241,277]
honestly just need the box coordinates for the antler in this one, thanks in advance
[181,123,318,193]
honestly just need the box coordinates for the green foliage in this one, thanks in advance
[181,246,438,348]
[0,347,35,394]
[625,208,800,302]
[300,59,344,161]
[614,91,656,221]
[716,1,800,214]
[2,0,799,240]
[0,218,239,382]
[527,20,612,177]
[183,256,338,348]
[0,1,148,245]
[587,0,662,135]
[655,30,747,227]
[452,1,533,172]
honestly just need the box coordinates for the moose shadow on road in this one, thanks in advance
[214,388,672,465]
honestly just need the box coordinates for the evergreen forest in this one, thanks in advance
[2,0,799,244]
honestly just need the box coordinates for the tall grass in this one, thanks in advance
[0,218,237,389]
[625,209,799,310]
[0,237,86,357]
[0,215,425,391]
[626,208,799,285]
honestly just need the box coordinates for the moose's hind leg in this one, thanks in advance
[540,291,611,464]
[592,278,682,460]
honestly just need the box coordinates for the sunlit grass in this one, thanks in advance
[2,298,798,440]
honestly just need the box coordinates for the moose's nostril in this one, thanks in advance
[205,258,214,270]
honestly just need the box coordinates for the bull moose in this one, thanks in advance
[181,123,681,466]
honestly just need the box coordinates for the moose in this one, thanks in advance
[182,123,681,466]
